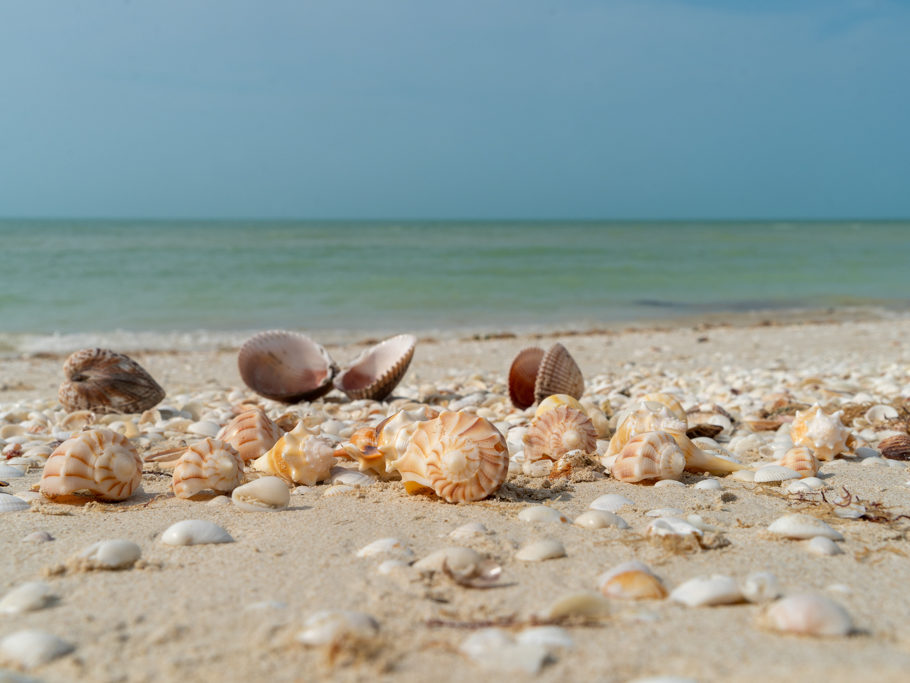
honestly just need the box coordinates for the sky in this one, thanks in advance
[1,0,908,220]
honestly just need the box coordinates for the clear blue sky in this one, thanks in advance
[1,0,908,220]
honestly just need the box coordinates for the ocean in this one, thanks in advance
[0,220,907,354]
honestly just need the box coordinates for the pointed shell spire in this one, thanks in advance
[790,404,851,461]
[39,428,142,501]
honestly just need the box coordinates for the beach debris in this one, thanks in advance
[753,465,801,485]
[598,561,667,600]
[448,522,490,541]
[518,505,569,524]
[768,514,843,541]
[669,574,743,607]
[611,431,686,483]
[355,538,415,561]
[759,593,853,637]
[507,343,584,409]
[237,330,338,403]
[573,510,629,530]
[790,404,852,460]
[878,434,910,460]
[58,347,165,414]
[215,408,283,463]
[252,421,335,485]
[741,572,782,603]
[515,538,566,562]
[522,404,597,468]
[0,582,55,615]
[807,536,843,556]
[172,438,245,499]
[71,539,141,570]
[459,628,550,674]
[296,610,379,647]
[39,428,142,502]
[333,334,417,401]
[160,520,233,546]
[589,493,633,512]
[0,496,29,514]
[0,630,74,669]
[231,476,290,511]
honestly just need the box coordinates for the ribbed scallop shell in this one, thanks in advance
[534,343,584,404]
[611,431,686,483]
[775,445,820,478]
[39,428,142,501]
[333,334,416,401]
[508,347,545,409]
[389,411,509,503]
[523,406,597,462]
[237,330,338,403]
[605,406,688,460]
[172,438,245,499]
[58,348,165,414]
[216,408,283,463]
[252,422,336,485]
[790,404,851,461]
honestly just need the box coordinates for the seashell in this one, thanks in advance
[0,464,25,479]
[638,392,687,421]
[588,493,633,512]
[790,404,851,461]
[252,422,335,485]
[333,334,416,401]
[39,428,142,501]
[807,536,843,556]
[237,330,338,403]
[741,572,781,603]
[337,407,438,478]
[522,405,597,464]
[694,479,721,491]
[187,420,221,437]
[747,418,787,432]
[537,591,612,620]
[768,514,843,541]
[329,467,376,487]
[296,610,379,647]
[388,411,508,503]
[59,409,96,431]
[0,630,74,669]
[355,538,415,561]
[786,480,811,494]
[604,406,687,461]
[773,445,820,478]
[74,539,141,570]
[878,434,910,461]
[753,465,801,485]
[760,593,853,636]
[58,348,165,414]
[413,546,484,574]
[172,438,245,499]
[448,522,490,541]
[685,423,724,439]
[730,469,755,482]
[515,538,566,561]
[0,582,55,615]
[0,494,29,513]
[669,574,743,607]
[533,343,584,404]
[534,393,584,418]
[598,561,666,600]
[507,347,545,409]
[216,408,283,463]
[459,628,549,674]
[231,476,290,511]
[517,505,568,524]
[22,530,54,543]
[515,626,575,652]
[864,404,898,424]
[647,517,702,538]
[611,431,686,484]
[573,510,629,530]
[160,519,234,545]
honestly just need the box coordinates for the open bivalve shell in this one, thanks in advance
[58,348,165,414]
[238,330,338,403]
[39,428,142,502]
[507,344,584,409]
[333,334,417,401]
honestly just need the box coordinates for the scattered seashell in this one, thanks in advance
[589,493,633,512]
[515,538,566,561]
[760,593,853,636]
[730,469,755,482]
[414,547,484,574]
[252,422,335,485]
[216,408,283,463]
[0,464,25,478]
[329,467,376,487]
[598,561,667,600]
[507,344,584,409]
[786,480,811,494]
[172,438,245,499]
[337,407,437,478]
[518,505,568,524]
[39,428,142,501]
[74,539,141,570]
[58,348,165,414]
[356,538,415,561]
[459,628,549,674]
[646,507,685,517]
[296,610,379,646]
[537,591,612,620]
[612,431,686,483]
[790,404,851,461]
[237,330,338,403]
[161,520,233,546]
[864,404,898,424]
[807,536,843,556]
[686,514,719,532]
[604,406,687,460]
[647,517,702,538]
[0,582,55,615]
[187,420,221,438]
[654,479,685,488]
[206,495,232,506]
[515,626,574,651]
[670,574,743,607]
[754,465,801,485]
[448,522,490,541]
[0,495,29,514]
[333,334,417,401]
[21,531,54,543]
[638,392,687,421]
[231,476,290,511]
[878,434,910,461]
[573,510,629,530]
[322,484,354,497]
[768,514,843,541]
[0,630,74,669]
[522,405,597,464]
[773,445,820,478]
[694,479,721,491]
[534,393,585,418]
[741,572,781,603]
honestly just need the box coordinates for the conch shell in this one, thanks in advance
[388,411,509,503]
[252,421,336,485]
[604,405,688,460]
[611,431,686,483]
[336,407,439,479]
[637,393,687,421]
[507,344,584,409]
[522,405,597,463]
[58,348,165,414]
[790,405,852,461]
[333,334,416,401]
[217,408,283,463]
[172,438,245,499]
[238,330,338,403]
[40,428,142,501]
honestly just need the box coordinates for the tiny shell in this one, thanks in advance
[598,561,666,600]
[879,434,910,461]
[518,505,568,524]
[448,522,490,541]
[216,408,283,463]
[21,530,54,543]
[414,546,484,574]
[807,536,843,556]
[669,574,743,607]
[538,591,612,620]
[774,445,820,478]
[39,428,142,502]
[768,514,843,541]
[0,495,29,513]
[329,467,376,487]
[297,610,379,646]
[0,582,55,615]
[741,572,781,603]
[58,347,165,414]
[589,494,633,512]
[0,630,74,669]
[75,539,141,570]
[534,394,585,418]
[647,517,702,538]
[515,538,566,561]
[760,593,853,636]
[237,330,338,403]
[355,538,415,561]
[754,465,801,484]
[172,438,245,499]
[252,422,335,486]
[515,626,574,651]
[333,334,416,401]
[573,510,629,530]
[694,479,721,491]
[161,519,234,546]
[231,476,290,511]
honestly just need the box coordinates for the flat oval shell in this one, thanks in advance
[76,539,141,569]
[160,519,233,546]
[413,546,483,574]
[768,514,844,541]
[670,574,743,607]
[508,347,545,409]
[58,348,165,414]
[231,476,290,511]
[333,334,416,401]
[297,610,379,646]
[237,330,337,403]
[598,561,666,600]
[0,495,29,513]
[518,505,568,524]
[573,510,629,530]
[0,630,74,669]
[761,593,853,636]
[589,493,633,512]
[355,537,415,561]
[754,465,801,484]
[534,343,584,404]
[0,582,55,615]
[515,538,566,561]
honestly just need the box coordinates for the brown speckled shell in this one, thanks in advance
[333,334,417,401]
[523,405,597,462]
[172,438,245,499]
[879,434,910,461]
[237,330,338,403]
[216,408,283,463]
[58,348,165,414]
[39,428,142,501]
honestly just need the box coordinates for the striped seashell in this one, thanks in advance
[39,428,142,501]
[172,438,245,499]
[790,404,851,461]
[58,348,165,414]
[604,405,688,460]
[237,330,338,403]
[388,411,509,503]
[774,445,820,478]
[611,431,686,483]
[216,408,283,463]
[252,422,336,485]
[333,334,416,401]
[534,343,584,404]
[638,393,687,421]
[336,407,439,479]
[598,561,667,600]
[523,405,597,463]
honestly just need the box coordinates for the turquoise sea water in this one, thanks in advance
[0,220,908,351]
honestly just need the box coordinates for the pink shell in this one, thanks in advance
[238,331,338,403]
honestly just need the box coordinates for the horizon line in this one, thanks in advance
[1,216,908,224]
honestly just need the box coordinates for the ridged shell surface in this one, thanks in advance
[39,428,142,501]
[522,406,597,462]
[790,404,850,461]
[172,438,245,499]
[775,446,820,478]
[508,347,545,409]
[216,408,283,463]
[58,348,165,414]
[638,393,688,421]
[333,334,416,401]
[252,422,335,485]
[389,411,509,503]
[534,343,584,404]
[237,330,338,403]
[611,431,686,483]
[605,406,688,460]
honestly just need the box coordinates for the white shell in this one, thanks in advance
[515,538,566,561]
[741,572,782,603]
[597,561,667,600]
[0,582,55,615]
[515,626,574,651]
[790,404,851,461]
[296,610,379,646]
[573,510,629,530]
[807,536,843,556]
[21,530,54,543]
[669,574,743,607]
[517,505,568,524]
[730,469,755,482]
[161,519,233,546]
[329,467,376,487]
[647,517,702,537]
[0,464,25,478]
[646,507,684,517]
[172,438,245,499]
[0,630,74,669]
[754,465,801,484]
[768,514,844,541]
[355,538,415,561]
[231,476,290,511]
[761,593,853,636]
[0,495,29,513]
[588,494,633,512]
[413,546,483,574]
[654,479,685,488]
[459,628,549,674]
[76,539,141,570]
[448,522,490,541]
[537,591,612,620]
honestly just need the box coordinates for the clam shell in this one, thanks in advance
[237,330,338,403]
[173,438,245,499]
[774,446,820,478]
[39,428,142,502]
[517,505,569,524]
[573,510,629,530]
[753,465,801,484]
[413,546,484,574]
[75,539,142,570]
[768,514,844,541]
[231,476,290,511]
[333,334,417,401]
[160,519,233,545]
[0,494,29,513]
[515,538,566,561]
[598,561,666,600]
[216,408,283,463]
[534,343,584,404]
[58,348,165,414]
[879,434,910,460]
[355,538,415,561]
[669,574,743,607]
[0,582,55,615]
[588,493,633,512]
[508,347,545,409]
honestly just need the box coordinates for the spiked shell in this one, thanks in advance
[216,408,283,463]
[611,431,686,483]
[522,405,597,463]
[237,330,338,403]
[58,348,165,414]
[774,445,820,478]
[252,422,336,485]
[388,411,509,503]
[333,334,417,401]
[790,404,851,461]
[39,428,142,501]
[172,438,245,499]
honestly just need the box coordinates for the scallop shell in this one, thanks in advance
[252,422,335,485]
[237,330,338,403]
[611,431,686,484]
[333,334,416,401]
[522,405,597,463]
[58,348,165,414]
[216,408,283,463]
[790,404,851,461]
[388,411,509,503]
[598,561,667,600]
[39,428,142,501]
[172,438,245,499]
[508,347,545,409]
[773,446,820,478]
[534,343,584,404]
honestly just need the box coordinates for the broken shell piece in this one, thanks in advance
[768,514,843,541]
[59,410,96,431]
[879,434,910,461]
[0,582,55,615]
[333,334,416,401]
[670,575,743,607]
[611,431,686,484]
[74,539,141,570]
[237,330,338,403]
[790,404,851,461]
[573,510,629,530]
[216,408,283,463]
[252,422,335,485]
[647,517,702,538]
[160,520,233,546]
[598,561,666,600]
[356,538,415,561]
[297,610,379,647]
[518,505,568,524]
[523,405,597,464]
[741,572,782,603]
[231,476,290,511]
[753,465,801,485]
[760,593,853,636]
[39,428,142,502]
[515,538,566,561]
[0,629,74,669]
[58,348,165,414]
[172,438,245,499]
[773,446,820,478]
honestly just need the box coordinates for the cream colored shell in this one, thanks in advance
[790,404,851,461]
[774,445,820,478]
[611,431,686,483]
[523,405,597,463]
[39,428,142,501]
[339,407,438,478]
[638,393,687,421]
[216,408,283,463]
[605,406,687,460]
[252,422,335,486]
[172,438,245,499]
[389,411,509,503]
[534,394,584,418]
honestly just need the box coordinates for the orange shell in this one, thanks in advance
[40,428,142,501]
[523,405,597,462]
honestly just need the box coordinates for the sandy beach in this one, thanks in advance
[3,317,910,682]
